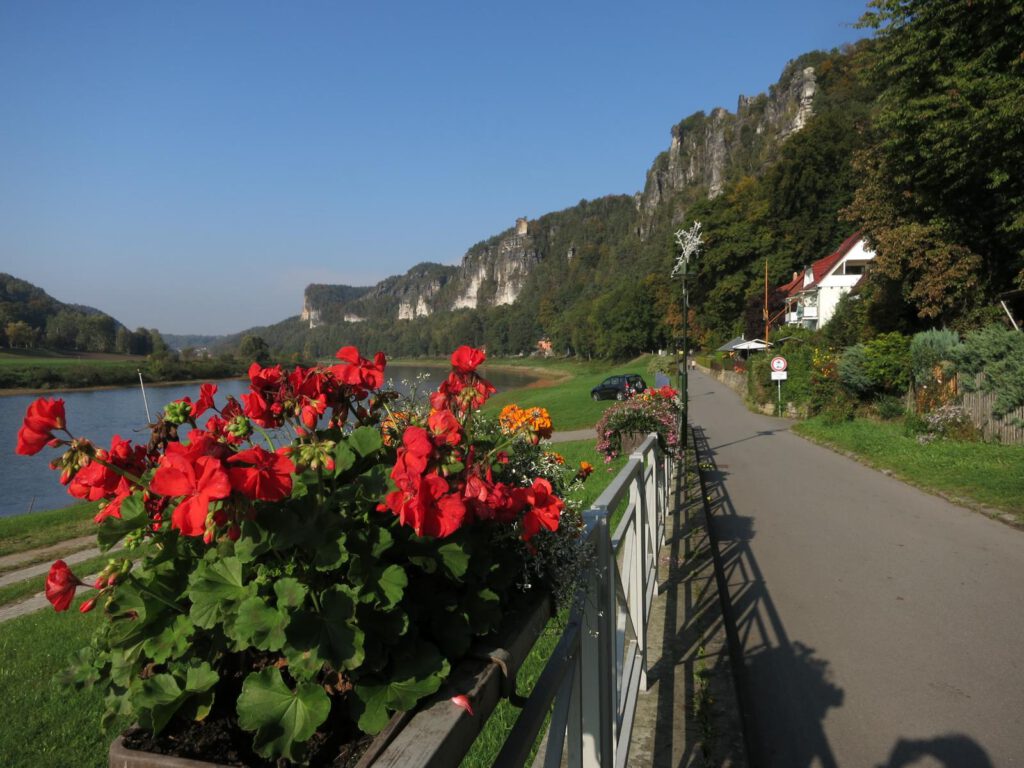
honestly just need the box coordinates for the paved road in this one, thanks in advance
[689,369,1024,768]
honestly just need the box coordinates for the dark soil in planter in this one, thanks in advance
[121,712,374,767]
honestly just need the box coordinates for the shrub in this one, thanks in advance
[862,332,911,395]
[955,325,1024,420]
[873,394,907,421]
[917,404,979,443]
[838,344,874,395]
[910,329,960,387]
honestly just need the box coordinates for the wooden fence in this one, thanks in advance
[907,374,1024,445]
[958,382,1024,444]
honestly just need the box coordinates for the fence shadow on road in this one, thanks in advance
[692,424,844,768]
[640,447,748,767]
[875,734,994,768]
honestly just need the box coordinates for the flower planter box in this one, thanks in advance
[109,595,552,768]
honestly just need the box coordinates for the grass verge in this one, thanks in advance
[0,502,98,559]
[0,598,129,768]
[794,417,1024,522]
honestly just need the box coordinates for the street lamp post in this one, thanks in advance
[672,222,703,450]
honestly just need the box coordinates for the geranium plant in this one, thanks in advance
[595,385,682,461]
[16,346,585,765]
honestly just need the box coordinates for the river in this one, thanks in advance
[0,364,540,518]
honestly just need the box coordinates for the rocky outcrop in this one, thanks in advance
[635,62,818,236]
[451,229,540,309]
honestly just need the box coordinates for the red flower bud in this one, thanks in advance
[79,598,97,614]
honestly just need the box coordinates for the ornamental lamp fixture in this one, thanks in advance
[672,221,702,449]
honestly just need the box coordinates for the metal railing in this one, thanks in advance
[494,433,674,767]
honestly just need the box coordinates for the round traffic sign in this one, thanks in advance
[770,356,787,372]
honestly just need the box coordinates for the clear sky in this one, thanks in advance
[0,1,871,335]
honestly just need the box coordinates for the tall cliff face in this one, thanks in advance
[301,58,822,324]
[635,62,818,236]
[301,226,540,322]
[451,227,540,310]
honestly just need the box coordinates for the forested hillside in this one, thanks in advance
[0,273,164,354]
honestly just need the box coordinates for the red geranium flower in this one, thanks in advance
[227,446,295,502]
[150,445,232,537]
[45,559,84,611]
[428,409,462,447]
[332,346,387,392]
[450,346,486,374]
[521,478,563,542]
[67,435,146,502]
[192,383,218,419]
[16,397,66,455]
[387,473,467,538]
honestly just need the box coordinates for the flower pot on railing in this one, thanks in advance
[108,594,553,768]
[18,346,590,768]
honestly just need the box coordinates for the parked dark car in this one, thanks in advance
[590,374,647,401]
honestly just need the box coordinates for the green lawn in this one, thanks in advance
[0,602,129,768]
[483,355,661,431]
[794,417,1024,521]
[0,502,98,559]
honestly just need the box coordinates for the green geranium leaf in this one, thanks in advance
[285,586,364,672]
[432,610,472,659]
[57,647,102,689]
[313,522,348,572]
[272,578,306,610]
[377,564,407,608]
[348,427,382,458]
[466,588,503,635]
[233,596,288,651]
[133,673,184,734]
[184,662,219,694]
[237,668,331,763]
[231,523,270,563]
[437,542,470,580]
[352,684,390,735]
[351,644,450,734]
[407,554,437,574]
[142,615,194,664]
[188,557,253,629]
[332,441,356,475]
[96,494,147,550]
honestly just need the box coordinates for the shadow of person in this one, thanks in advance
[744,641,844,768]
[876,734,994,768]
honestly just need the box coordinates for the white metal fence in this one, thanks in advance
[494,433,674,767]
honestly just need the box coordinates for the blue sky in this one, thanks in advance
[0,1,870,335]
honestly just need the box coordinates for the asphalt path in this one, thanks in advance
[689,368,1024,768]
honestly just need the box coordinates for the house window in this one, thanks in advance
[844,263,865,275]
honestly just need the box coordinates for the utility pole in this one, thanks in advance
[672,222,703,450]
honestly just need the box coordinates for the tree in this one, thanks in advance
[6,320,37,348]
[239,335,271,365]
[848,0,1024,325]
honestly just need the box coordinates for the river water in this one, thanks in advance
[0,365,539,518]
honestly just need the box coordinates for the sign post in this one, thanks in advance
[770,356,788,416]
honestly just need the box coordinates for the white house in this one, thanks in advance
[780,234,875,331]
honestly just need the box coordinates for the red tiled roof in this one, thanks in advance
[775,232,863,295]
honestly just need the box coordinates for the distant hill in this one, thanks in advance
[0,273,161,354]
